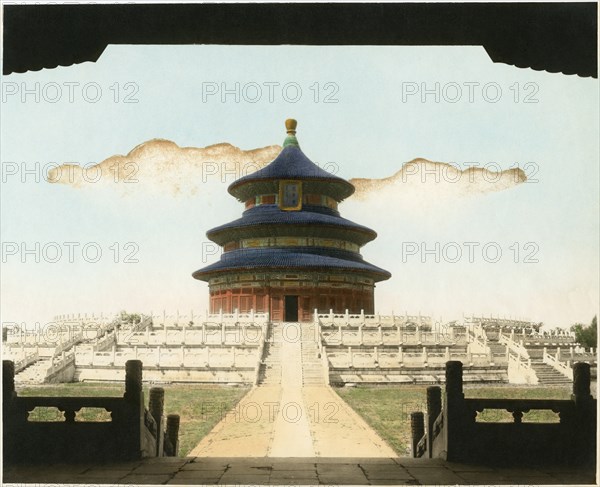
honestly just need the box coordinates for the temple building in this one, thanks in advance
[193,120,390,322]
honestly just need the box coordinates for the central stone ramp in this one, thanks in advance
[269,323,314,456]
[191,321,395,457]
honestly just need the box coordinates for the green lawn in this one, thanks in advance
[335,385,573,456]
[17,382,250,456]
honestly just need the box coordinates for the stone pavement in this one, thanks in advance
[192,322,395,457]
[3,456,596,485]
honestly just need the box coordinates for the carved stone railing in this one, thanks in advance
[543,349,574,380]
[321,327,463,347]
[498,331,530,358]
[313,308,432,328]
[3,359,180,463]
[411,361,596,466]
[46,350,76,380]
[464,315,538,330]
[326,345,494,369]
[506,350,538,384]
[254,322,269,385]
[204,309,269,325]
[13,350,40,373]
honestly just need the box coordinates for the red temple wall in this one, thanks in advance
[209,286,375,322]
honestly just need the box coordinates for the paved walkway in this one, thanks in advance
[3,456,596,485]
[191,322,395,457]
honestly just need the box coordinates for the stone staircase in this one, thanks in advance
[256,321,326,386]
[301,323,326,386]
[15,358,52,384]
[531,362,572,385]
[256,322,282,385]
[487,341,507,362]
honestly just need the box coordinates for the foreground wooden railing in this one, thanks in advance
[411,360,596,465]
[3,359,180,463]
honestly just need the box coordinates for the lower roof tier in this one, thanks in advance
[206,205,377,246]
[192,247,391,282]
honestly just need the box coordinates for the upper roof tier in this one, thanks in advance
[228,120,355,202]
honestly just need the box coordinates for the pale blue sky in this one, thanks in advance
[1,45,598,327]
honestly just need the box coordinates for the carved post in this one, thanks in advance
[445,346,450,361]
[572,362,594,466]
[181,346,185,367]
[422,346,428,365]
[182,323,186,345]
[124,360,143,404]
[3,360,15,402]
[374,346,379,366]
[397,325,402,344]
[166,414,180,456]
[338,325,343,345]
[145,326,150,345]
[221,323,226,345]
[345,309,349,325]
[149,387,165,431]
[359,325,363,345]
[348,346,353,368]
[445,361,466,462]
[231,346,236,368]
[410,412,425,457]
[427,386,442,457]
[573,362,591,405]
[416,326,422,344]
[379,325,383,345]
[163,312,168,342]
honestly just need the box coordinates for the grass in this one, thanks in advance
[17,382,250,457]
[335,384,574,456]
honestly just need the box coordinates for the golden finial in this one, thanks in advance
[285,119,297,135]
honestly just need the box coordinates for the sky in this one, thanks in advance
[1,45,598,328]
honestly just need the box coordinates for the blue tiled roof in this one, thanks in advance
[192,247,391,281]
[228,145,354,199]
[206,205,377,245]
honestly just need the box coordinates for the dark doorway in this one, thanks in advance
[284,295,299,322]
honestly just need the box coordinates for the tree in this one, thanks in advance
[571,316,597,348]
